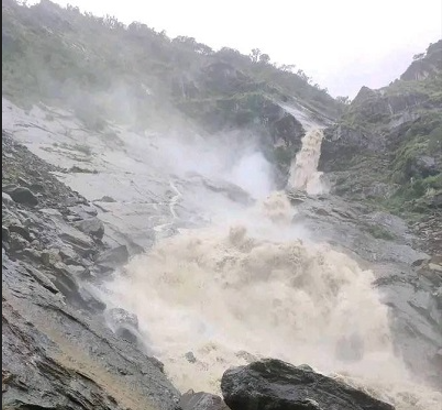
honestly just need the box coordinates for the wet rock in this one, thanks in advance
[3,258,180,410]
[68,204,99,219]
[41,249,62,266]
[98,195,117,203]
[180,390,229,410]
[201,177,253,206]
[320,124,383,172]
[39,208,63,218]
[429,263,442,273]
[30,182,45,193]
[235,350,258,364]
[297,364,315,372]
[58,245,82,265]
[96,244,130,266]
[106,307,139,331]
[2,130,180,409]
[91,263,116,278]
[221,359,394,410]
[77,284,107,313]
[49,261,81,295]
[2,192,14,206]
[185,351,197,364]
[17,176,32,187]
[2,225,10,243]
[8,221,33,242]
[9,232,28,252]
[18,247,43,263]
[8,186,39,206]
[67,264,90,277]
[74,217,105,240]
[103,307,157,355]
[58,229,95,257]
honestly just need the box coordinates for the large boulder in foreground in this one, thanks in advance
[221,359,394,410]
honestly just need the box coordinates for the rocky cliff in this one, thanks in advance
[2,132,181,409]
[320,40,441,254]
[2,1,442,410]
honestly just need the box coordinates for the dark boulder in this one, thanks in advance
[185,351,197,364]
[221,359,394,410]
[8,186,39,206]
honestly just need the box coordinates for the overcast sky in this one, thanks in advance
[38,0,441,97]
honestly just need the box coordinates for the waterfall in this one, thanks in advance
[98,128,440,410]
[288,128,327,195]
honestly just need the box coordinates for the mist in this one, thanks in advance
[3,2,441,409]
[92,122,440,410]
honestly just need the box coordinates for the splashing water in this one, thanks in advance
[101,129,441,410]
[288,128,328,195]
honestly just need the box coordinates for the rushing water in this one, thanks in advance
[102,129,441,410]
[288,128,328,195]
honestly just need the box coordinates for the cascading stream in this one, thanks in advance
[288,128,327,195]
[101,128,441,410]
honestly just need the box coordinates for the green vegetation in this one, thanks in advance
[327,40,442,221]
[2,0,341,132]
[3,0,440,225]
[383,174,441,215]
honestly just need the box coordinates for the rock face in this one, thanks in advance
[7,186,39,206]
[2,132,180,410]
[74,217,105,240]
[221,359,394,410]
[319,41,441,262]
[286,192,442,387]
[400,40,442,81]
[179,390,229,410]
[96,244,130,266]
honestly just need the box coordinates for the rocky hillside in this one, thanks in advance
[2,1,442,409]
[320,40,442,253]
[3,117,416,410]
[2,131,181,409]
[2,0,340,160]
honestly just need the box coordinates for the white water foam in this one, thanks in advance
[288,128,328,195]
[101,129,441,410]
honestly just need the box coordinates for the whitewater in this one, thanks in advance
[101,129,441,410]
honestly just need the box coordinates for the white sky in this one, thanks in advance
[36,0,442,97]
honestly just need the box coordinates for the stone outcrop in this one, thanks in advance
[221,359,394,410]
[2,132,180,410]
[400,40,442,81]
[179,390,229,410]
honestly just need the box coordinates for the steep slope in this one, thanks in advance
[319,40,442,253]
[2,132,181,410]
[2,0,341,177]
[3,1,442,409]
